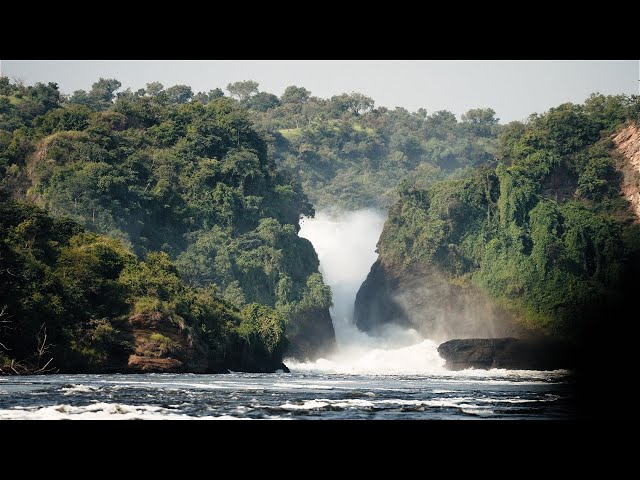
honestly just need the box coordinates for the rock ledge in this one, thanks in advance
[437,337,574,370]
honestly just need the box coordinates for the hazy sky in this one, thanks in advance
[1,60,638,123]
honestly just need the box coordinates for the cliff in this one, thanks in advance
[126,311,208,373]
[354,260,523,342]
[127,310,289,374]
[0,76,337,369]
[0,198,291,375]
[354,107,640,342]
[285,307,336,360]
[613,123,640,221]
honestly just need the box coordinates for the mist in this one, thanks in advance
[388,268,522,344]
[299,209,385,346]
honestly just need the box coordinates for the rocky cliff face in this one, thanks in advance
[285,308,336,361]
[613,123,640,221]
[354,259,523,342]
[354,123,640,343]
[127,312,208,373]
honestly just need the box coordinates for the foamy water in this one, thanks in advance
[286,339,446,375]
[0,372,573,419]
[298,210,453,376]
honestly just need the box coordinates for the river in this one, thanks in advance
[0,369,573,419]
[0,210,575,419]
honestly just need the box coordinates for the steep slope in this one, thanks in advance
[613,123,640,220]
[0,198,289,374]
[354,260,523,342]
[355,97,640,341]
[0,78,334,360]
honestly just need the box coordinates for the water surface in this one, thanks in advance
[0,369,573,419]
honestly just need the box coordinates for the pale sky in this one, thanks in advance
[1,60,638,123]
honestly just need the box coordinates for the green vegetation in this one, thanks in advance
[377,94,640,337]
[3,73,638,370]
[0,75,504,367]
[0,195,287,372]
[0,76,331,370]
[245,85,500,209]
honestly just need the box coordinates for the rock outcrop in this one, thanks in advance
[354,260,524,341]
[613,122,640,221]
[285,308,336,361]
[437,337,575,371]
[126,311,290,374]
[127,311,208,373]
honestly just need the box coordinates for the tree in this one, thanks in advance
[89,78,122,109]
[0,76,13,95]
[145,82,164,97]
[245,92,280,111]
[461,108,499,126]
[69,78,121,110]
[34,104,92,134]
[226,80,259,102]
[0,97,10,114]
[26,82,62,112]
[416,108,428,119]
[328,92,374,116]
[165,85,193,104]
[194,88,224,103]
[461,108,499,137]
[347,92,375,115]
[281,85,311,104]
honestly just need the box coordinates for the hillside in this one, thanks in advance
[3,74,639,373]
[0,76,509,367]
[0,77,334,365]
[0,196,290,373]
[235,82,502,209]
[355,94,640,341]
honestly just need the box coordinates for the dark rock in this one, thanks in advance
[285,307,336,361]
[437,337,575,371]
[354,260,525,339]
[221,336,288,373]
[278,363,290,373]
[354,259,408,333]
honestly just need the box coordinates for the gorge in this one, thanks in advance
[1,69,639,419]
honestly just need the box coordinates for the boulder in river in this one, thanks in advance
[437,337,574,370]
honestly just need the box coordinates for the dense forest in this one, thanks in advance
[0,196,289,373]
[238,81,500,209]
[2,74,638,373]
[0,76,502,372]
[0,77,337,372]
[357,93,640,339]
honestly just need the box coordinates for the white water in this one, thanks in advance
[0,371,572,419]
[0,402,246,420]
[296,209,448,374]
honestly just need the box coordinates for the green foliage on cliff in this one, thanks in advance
[0,77,329,361]
[378,94,640,336]
[0,196,287,372]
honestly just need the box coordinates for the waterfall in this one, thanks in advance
[292,209,446,374]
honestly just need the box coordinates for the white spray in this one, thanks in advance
[292,209,446,375]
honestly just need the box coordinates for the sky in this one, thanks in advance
[1,60,638,123]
